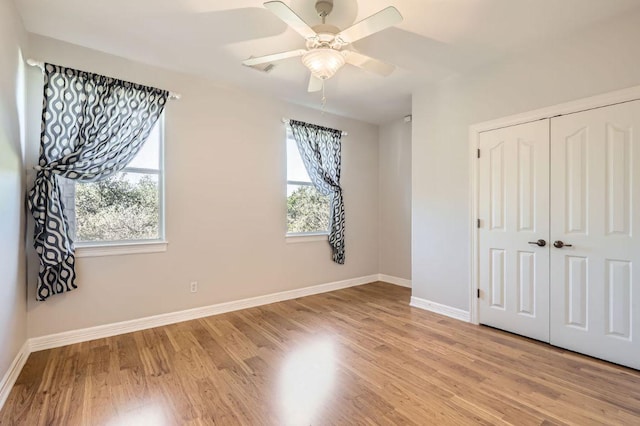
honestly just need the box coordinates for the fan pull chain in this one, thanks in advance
[321,80,327,114]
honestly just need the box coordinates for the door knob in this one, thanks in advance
[528,239,547,247]
[553,240,573,248]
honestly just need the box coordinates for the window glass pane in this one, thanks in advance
[286,135,311,183]
[75,172,159,242]
[287,184,330,233]
[127,122,160,169]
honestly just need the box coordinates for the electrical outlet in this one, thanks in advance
[190,281,198,293]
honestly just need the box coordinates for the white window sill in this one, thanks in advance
[75,241,168,258]
[286,233,329,244]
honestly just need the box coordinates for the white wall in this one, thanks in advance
[412,11,640,310]
[25,35,380,338]
[0,0,27,380]
[378,118,411,280]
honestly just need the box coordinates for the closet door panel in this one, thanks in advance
[550,100,640,370]
[478,120,550,342]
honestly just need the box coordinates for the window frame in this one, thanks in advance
[285,131,330,238]
[74,114,167,256]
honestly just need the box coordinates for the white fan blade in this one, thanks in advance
[336,7,403,45]
[308,75,323,92]
[345,51,396,76]
[243,49,307,66]
[264,1,317,40]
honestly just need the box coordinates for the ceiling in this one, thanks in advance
[14,0,640,123]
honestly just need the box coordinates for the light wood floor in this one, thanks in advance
[1,282,640,425]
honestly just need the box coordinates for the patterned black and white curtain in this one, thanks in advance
[290,120,345,264]
[27,63,168,301]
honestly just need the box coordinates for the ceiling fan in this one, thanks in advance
[243,0,403,92]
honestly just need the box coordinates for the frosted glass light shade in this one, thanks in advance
[301,48,346,80]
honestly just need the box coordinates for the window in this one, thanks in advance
[61,116,165,246]
[286,131,330,235]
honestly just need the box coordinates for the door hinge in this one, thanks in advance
[477,289,481,299]
[477,219,481,228]
[477,149,480,158]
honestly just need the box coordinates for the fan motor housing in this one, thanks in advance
[308,24,341,49]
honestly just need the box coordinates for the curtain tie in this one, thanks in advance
[34,164,55,177]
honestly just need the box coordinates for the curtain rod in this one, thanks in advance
[282,118,348,136]
[26,59,181,100]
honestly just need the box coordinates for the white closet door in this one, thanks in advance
[550,100,640,369]
[479,120,550,342]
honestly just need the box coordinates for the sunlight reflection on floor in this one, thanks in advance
[105,403,171,426]
[279,338,336,425]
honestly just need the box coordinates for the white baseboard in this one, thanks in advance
[0,341,30,411]
[378,274,411,288]
[410,296,471,323]
[29,274,379,352]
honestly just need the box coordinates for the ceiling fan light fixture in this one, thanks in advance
[301,48,345,80]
